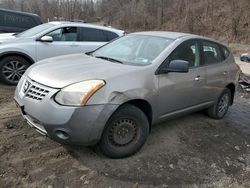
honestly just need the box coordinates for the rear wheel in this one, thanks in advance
[98,104,149,158]
[0,56,30,85]
[207,88,231,119]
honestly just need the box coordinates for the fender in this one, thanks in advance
[0,51,35,64]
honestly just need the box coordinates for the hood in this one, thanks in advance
[0,33,16,43]
[26,54,138,88]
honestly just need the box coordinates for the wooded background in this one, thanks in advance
[1,0,250,43]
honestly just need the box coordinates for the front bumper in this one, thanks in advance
[14,77,119,146]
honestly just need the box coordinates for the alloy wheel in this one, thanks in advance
[2,60,27,83]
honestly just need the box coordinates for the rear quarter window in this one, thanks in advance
[222,46,230,59]
[103,30,119,41]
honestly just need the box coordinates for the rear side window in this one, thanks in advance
[202,41,224,64]
[79,27,119,42]
[80,27,107,42]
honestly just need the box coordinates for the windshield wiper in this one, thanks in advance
[95,56,123,64]
[85,51,93,56]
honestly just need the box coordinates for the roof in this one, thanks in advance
[49,21,124,33]
[133,31,201,40]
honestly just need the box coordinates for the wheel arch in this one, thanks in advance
[0,51,35,65]
[123,99,153,130]
[225,83,236,105]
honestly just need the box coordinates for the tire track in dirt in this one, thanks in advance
[0,84,250,187]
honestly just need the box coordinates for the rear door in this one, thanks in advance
[201,40,229,101]
[36,26,81,61]
[157,39,208,118]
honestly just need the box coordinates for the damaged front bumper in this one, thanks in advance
[14,77,119,146]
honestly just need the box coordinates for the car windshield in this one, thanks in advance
[92,35,173,65]
[16,23,54,38]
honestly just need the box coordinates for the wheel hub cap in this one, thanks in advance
[109,119,137,146]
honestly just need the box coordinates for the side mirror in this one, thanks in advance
[39,36,53,42]
[164,60,189,73]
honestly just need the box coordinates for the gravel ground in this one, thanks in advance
[0,80,250,187]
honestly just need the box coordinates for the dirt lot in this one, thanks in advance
[0,78,250,187]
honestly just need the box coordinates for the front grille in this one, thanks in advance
[25,83,50,101]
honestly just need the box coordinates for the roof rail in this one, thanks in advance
[51,17,87,23]
[71,19,87,23]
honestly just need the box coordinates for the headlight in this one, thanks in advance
[55,80,105,106]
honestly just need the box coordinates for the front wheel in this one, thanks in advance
[98,104,149,158]
[0,56,30,85]
[207,88,231,119]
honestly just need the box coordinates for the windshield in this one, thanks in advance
[92,35,173,65]
[16,23,54,38]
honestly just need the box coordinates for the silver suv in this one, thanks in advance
[14,32,240,158]
[0,22,124,85]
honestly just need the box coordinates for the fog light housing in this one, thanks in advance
[55,130,70,140]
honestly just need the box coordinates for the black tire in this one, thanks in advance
[0,56,30,85]
[207,88,232,120]
[98,104,149,158]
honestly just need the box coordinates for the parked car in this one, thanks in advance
[14,32,240,158]
[0,8,42,33]
[0,22,124,85]
[240,53,250,62]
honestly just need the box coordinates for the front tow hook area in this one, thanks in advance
[14,99,25,114]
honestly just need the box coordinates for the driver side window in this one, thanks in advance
[46,27,77,42]
[169,40,200,68]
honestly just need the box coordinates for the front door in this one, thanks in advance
[157,40,207,118]
[36,26,81,61]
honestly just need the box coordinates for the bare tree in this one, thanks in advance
[1,0,249,43]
